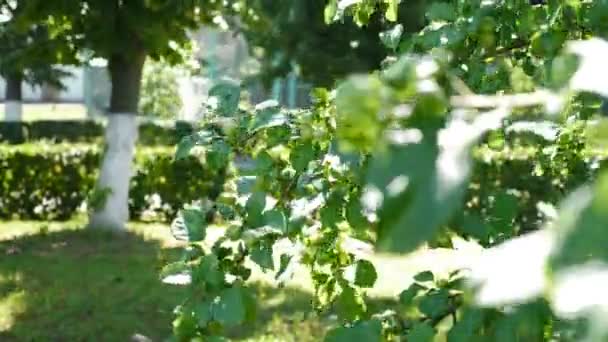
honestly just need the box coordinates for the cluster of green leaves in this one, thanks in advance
[165,0,608,341]
[19,0,220,63]
[220,0,427,87]
[0,1,76,90]
[167,81,382,339]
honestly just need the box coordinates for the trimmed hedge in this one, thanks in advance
[0,143,223,221]
[0,120,193,145]
[1,128,604,226]
[450,125,607,246]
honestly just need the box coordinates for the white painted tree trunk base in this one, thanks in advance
[89,113,138,231]
[5,101,22,122]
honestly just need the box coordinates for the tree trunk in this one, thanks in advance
[5,72,23,122]
[89,51,146,231]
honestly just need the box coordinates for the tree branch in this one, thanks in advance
[450,90,558,109]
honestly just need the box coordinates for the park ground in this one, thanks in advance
[0,103,87,121]
[0,220,481,341]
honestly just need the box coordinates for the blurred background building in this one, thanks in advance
[0,27,312,121]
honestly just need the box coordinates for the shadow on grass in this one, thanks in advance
[0,227,332,342]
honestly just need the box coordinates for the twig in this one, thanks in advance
[487,39,529,58]
[448,75,474,96]
[450,90,556,109]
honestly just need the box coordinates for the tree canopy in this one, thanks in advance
[0,1,76,91]
[230,0,427,87]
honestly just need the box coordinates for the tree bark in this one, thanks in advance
[88,51,146,231]
[5,72,23,122]
[109,52,146,113]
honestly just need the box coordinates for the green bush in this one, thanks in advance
[0,125,599,229]
[139,60,183,119]
[0,120,193,145]
[0,143,223,221]
[452,132,599,247]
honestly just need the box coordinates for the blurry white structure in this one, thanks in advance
[176,76,212,122]
[1,26,311,119]
[0,67,84,102]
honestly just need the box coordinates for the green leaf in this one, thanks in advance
[246,191,266,227]
[182,209,207,241]
[490,191,519,231]
[461,214,490,243]
[492,302,549,342]
[368,138,450,253]
[550,54,579,90]
[586,118,608,149]
[418,289,450,319]
[324,320,382,342]
[251,101,287,133]
[353,1,374,26]
[175,136,195,161]
[325,0,338,23]
[236,176,257,194]
[206,140,231,169]
[379,24,404,51]
[354,260,377,288]
[414,271,434,282]
[426,2,456,22]
[195,299,214,326]
[335,286,366,321]
[175,130,214,160]
[291,142,315,172]
[399,283,424,306]
[250,241,274,271]
[381,54,415,88]
[275,254,294,282]
[320,191,345,228]
[407,323,435,342]
[170,209,207,242]
[447,308,484,342]
[346,198,368,230]
[208,79,241,116]
[385,0,399,22]
[264,209,287,233]
[552,172,608,268]
[212,286,248,327]
[196,254,224,288]
[335,74,385,152]
[172,313,198,341]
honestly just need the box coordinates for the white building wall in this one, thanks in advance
[0,66,84,102]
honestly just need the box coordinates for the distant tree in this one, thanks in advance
[139,59,183,119]
[21,0,224,230]
[229,0,428,87]
[0,1,76,122]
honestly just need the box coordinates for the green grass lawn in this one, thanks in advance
[0,221,479,341]
[0,103,87,121]
[0,221,334,341]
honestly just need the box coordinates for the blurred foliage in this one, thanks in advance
[0,1,77,91]
[227,0,427,87]
[139,59,183,119]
